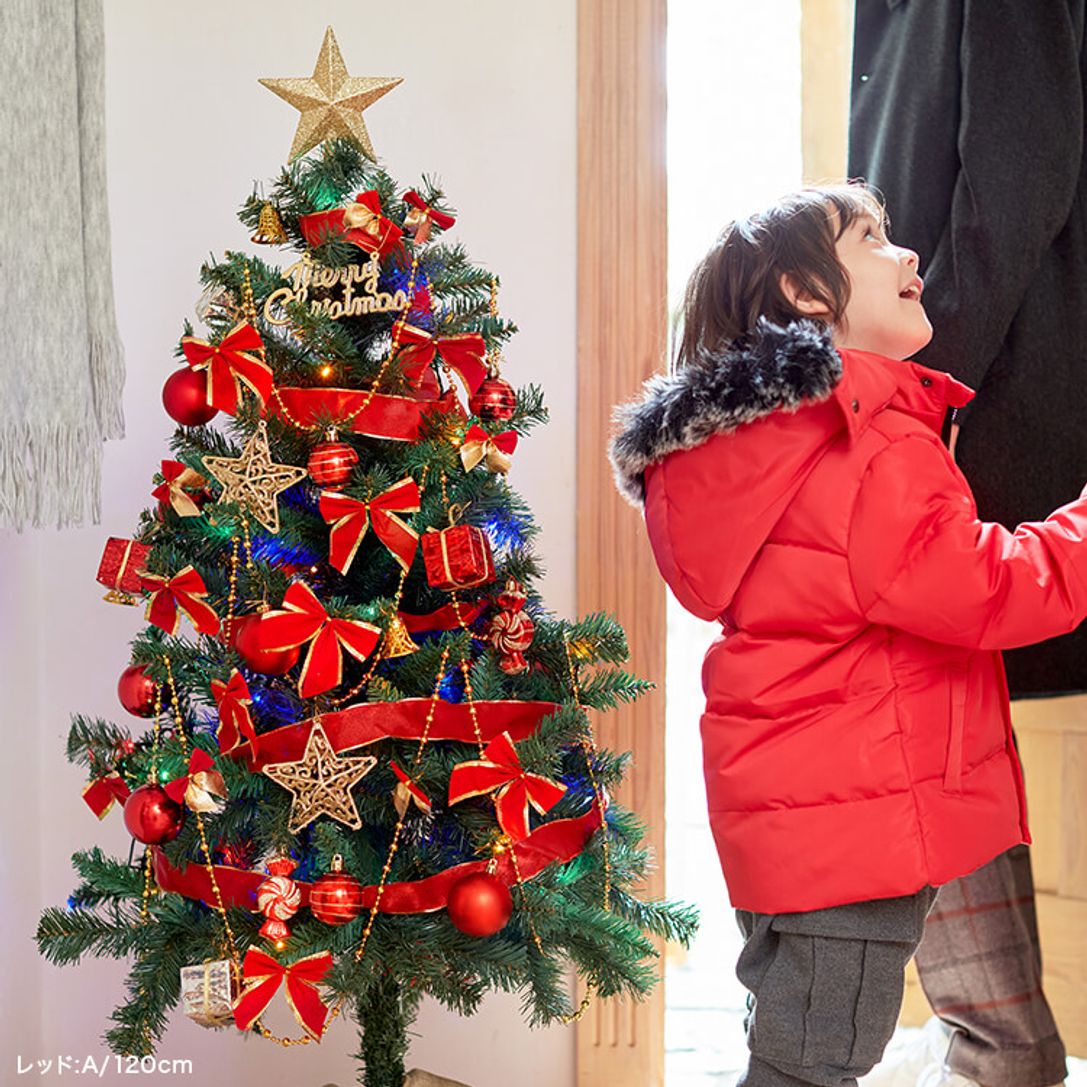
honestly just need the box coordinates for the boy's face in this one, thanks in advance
[833,212,932,360]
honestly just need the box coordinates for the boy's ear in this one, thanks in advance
[779,273,832,318]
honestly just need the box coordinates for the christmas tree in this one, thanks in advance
[36,28,697,1087]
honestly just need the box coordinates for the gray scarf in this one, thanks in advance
[0,0,124,529]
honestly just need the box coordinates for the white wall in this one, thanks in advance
[0,2,577,1084]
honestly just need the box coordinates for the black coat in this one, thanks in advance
[849,0,1087,697]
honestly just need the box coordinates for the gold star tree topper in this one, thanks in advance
[259,27,402,162]
[263,721,377,834]
[203,421,307,534]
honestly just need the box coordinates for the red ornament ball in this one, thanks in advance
[307,441,359,490]
[117,663,156,718]
[162,367,218,427]
[446,872,513,937]
[123,784,184,845]
[232,614,300,676]
[468,376,517,423]
[309,855,364,925]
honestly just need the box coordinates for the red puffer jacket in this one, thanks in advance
[610,320,1087,914]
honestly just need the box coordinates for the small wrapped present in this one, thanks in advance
[179,959,238,1028]
[96,537,152,605]
[421,524,494,591]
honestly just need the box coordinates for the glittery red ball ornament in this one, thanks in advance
[123,784,184,845]
[232,614,300,676]
[117,663,157,717]
[310,855,364,925]
[446,872,513,937]
[162,367,218,427]
[468,376,516,423]
[307,441,359,490]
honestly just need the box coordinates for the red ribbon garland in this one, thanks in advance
[448,731,568,842]
[153,799,603,916]
[232,698,561,771]
[258,581,381,698]
[318,477,421,575]
[396,325,488,398]
[232,948,334,1040]
[270,386,463,441]
[398,601,486,634]
[299,191,403,257]
[141,566,221,637]
[82,773,130,819]
[163,748,216,806]
[211,670,256,754]
[181,322,272,416]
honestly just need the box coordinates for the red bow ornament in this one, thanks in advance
[141,566,221,637]
[181,322,272,416]
[390,759,432,818]
[395,324,488,399]
[318,477,421,575]
[299,191,403,257]
[402,190,455,245]
[82,773,131,819]
[211,670,256,754]
[448,731,567,842]
[258,581,381,698]
[151,459,207,517]
[232,948,334,1041]
[164,748,227,813]
[459,424,518,475]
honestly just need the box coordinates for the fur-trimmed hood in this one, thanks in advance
[609,319,842,507]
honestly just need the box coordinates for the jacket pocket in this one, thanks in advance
[944,663,968,793]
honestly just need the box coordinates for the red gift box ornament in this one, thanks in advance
[140,566,221,638]
[96,537,152,605]
[395,324,487,400]
[257,581,382,698]
[318,476,421,576]
[487,579,535,675]
[402,189,456,246]
[421,505,495,591]
[180,321,272,416]
[211,670,257,754]
[459,424,518,475]
[448,730,567,842]
[232,947,333,1041]
[299,190,403,258]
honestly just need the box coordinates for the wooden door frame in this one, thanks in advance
[575,1,668,1084]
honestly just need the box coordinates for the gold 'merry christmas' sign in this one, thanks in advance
[264,252,409,325]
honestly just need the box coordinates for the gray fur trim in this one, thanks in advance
[608,319,842,506]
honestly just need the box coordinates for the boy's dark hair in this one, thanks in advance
[673,182,887,372]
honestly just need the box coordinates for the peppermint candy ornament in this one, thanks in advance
[256,857,302,942]
[487,579,535,675]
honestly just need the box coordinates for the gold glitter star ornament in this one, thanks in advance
[203,421,307,534]
[260,27,402,162]
[263,720,377,833]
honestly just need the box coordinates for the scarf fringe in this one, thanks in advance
[89,333,126,440]
[0,421,104,530]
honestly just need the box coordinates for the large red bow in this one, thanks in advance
[164,748,227,812]
[232,947,333,1041]
[82,773,131,819]
[395,324,488,398]
[448,731,567,842]
[151,460,207,517]
[402,190,455,244]
[318,477,420,575]
[258,581,381,698]
[211,670,256,754]
[459,425,518,475]
[181,322,272,416]
[141,566,220,637]
[299,191,403,257]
